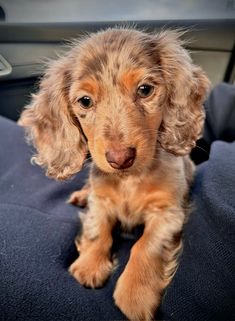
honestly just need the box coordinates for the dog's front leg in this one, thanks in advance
[114,206,184,321]
[69,202,115,288]
[67,182,90,207]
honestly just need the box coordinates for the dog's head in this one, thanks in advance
[19,28,210,179]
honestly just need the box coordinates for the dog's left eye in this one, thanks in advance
[137,84,154,98]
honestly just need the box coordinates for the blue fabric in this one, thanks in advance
[204,82,235,144]
[0,83,235,320]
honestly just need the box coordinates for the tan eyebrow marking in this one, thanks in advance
[120,69,145,92]
[79,80,99,97]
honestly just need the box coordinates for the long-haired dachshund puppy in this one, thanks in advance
[19,28,210,320]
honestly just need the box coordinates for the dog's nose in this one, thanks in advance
[105,147,136,169]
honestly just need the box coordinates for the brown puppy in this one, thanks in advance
[19,28,210,320]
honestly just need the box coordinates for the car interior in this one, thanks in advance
[0,1,235,321]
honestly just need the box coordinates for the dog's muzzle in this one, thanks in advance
[105,147,136,170]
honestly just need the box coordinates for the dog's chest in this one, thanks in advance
[115,176,149,228]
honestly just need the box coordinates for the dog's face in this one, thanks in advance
[69,29,167,174]
[19,28,210,179]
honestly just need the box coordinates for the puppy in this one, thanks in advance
[19,28,210,320]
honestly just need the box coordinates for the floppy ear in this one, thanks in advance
[155,30,211,155]
[18,56,87,180]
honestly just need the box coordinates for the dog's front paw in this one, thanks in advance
[69,254,113,288]
[113,267,161,321]
[67,190,88,207]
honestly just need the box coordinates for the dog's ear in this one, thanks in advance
[18,56,87,180]
[154,30,211,155]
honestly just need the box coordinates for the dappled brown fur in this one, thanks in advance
[19,28,210,321]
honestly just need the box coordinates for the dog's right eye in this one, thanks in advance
[78,96,93,109]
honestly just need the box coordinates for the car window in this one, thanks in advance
[1,0,235,23]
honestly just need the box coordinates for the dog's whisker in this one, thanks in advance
[193,144,209,155]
